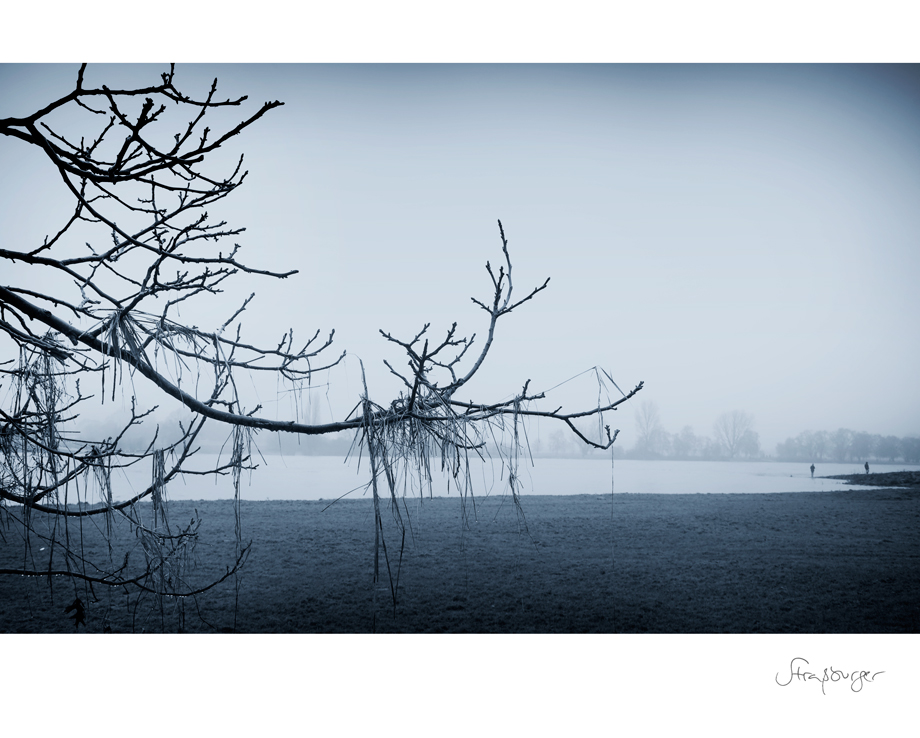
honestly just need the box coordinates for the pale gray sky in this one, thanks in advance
[2,63,919,451]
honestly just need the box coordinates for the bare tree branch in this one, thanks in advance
[0,64,643,631]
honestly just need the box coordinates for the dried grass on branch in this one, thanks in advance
[0,65,642,631]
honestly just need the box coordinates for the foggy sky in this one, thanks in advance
[2,63,919,452]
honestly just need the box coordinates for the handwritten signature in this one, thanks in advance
[776,657,884,695]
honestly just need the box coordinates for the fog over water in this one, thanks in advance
[104,456,920,502]
[1,63,919,454]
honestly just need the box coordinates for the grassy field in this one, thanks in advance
[2,484,919,633]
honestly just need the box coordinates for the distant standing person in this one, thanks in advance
[865,461,870,474]
[810,464,815,478]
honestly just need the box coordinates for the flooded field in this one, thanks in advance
[97,455,920,503]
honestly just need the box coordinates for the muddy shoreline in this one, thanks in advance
[825,470,920,487]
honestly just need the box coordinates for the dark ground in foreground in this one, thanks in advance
[2,485,919,633]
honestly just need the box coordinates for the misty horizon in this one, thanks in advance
[2,63,918,453]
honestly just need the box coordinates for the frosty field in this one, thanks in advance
[2,460,918,633]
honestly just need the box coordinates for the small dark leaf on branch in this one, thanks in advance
[64,597,86,629]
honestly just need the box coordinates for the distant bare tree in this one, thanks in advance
[671,425,701,459]
[633,400,666,457]
[811,430,829,462]
[850,431,875,463]
[902,436,920,464]
[712,410,755,459]
[876,435,901,463]
[831,428,854,462]
[736,428,761,459]
[0,64,642,629]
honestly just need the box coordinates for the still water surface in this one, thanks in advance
[104,455,919,503]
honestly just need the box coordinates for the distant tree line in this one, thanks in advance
[775,429,920,464]
[527,403,763,460]
[625,404,762,460]
[91,405,920,465]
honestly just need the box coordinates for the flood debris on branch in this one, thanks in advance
[0,64,642,630]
